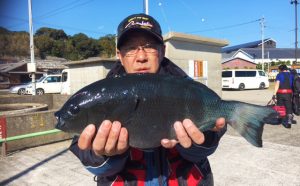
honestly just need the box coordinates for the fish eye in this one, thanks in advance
[69,105,80,116]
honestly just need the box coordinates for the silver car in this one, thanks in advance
[9,83,30,95]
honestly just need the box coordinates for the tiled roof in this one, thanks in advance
[241,48,300,59]
[0,61,27,73]
[222,38,275,53]
[0,59,67,73]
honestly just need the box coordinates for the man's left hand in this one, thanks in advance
[161,118,225,149]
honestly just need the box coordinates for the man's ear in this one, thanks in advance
[116,49,124,66]
[116,49,122,59]
[159,44,166,61]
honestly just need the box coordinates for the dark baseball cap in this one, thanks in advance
[117,13,163,49]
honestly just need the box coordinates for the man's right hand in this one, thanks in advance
[78,120,129,156]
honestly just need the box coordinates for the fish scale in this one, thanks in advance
[55,74,279,149]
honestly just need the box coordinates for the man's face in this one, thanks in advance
[117,31,165,74]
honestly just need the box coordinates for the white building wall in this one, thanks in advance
[165,40,223,96]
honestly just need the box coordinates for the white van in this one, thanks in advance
[60,68,105,95]
[222,69,269,90]
[26,74,62,95]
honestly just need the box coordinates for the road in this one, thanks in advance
[0,88,300,186]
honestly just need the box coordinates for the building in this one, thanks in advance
[221,38,300,70]
[164,32,228,95]
[0,59,67,88]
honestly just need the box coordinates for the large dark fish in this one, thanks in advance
[55,74,279,149]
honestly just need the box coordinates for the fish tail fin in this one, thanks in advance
[225,101,279,147]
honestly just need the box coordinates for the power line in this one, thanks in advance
[187,19,261,34]
[157,1,172,33]
[0,14,109,36]
[34,0,84,20]
[176,0,199,17]
[35,0,95,20]
[1,0,95,30]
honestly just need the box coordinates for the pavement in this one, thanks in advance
[1,88,300,186]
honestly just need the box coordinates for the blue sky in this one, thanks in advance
[0,0,297,48]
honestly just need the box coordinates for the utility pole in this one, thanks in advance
[260,17,265,71]
[144,0,149,15]
[291,0,299,64]
[28,0,36,95]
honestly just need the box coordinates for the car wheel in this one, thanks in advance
[36,88,45,95]
[259,82,265,89]
[18,88,26,95]
[238,83,245,90]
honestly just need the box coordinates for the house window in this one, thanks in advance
[194,60,203,77]
[188,60,208,85]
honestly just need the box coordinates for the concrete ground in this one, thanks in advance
[1,88,300,186]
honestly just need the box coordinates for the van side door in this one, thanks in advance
[246,71,257,88]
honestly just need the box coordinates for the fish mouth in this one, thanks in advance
[54,111,65,130]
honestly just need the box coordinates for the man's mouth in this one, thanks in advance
[135,68,150,73]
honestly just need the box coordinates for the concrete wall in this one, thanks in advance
[0,94,70,110]
[3,110,72,152]
[0,94,54,109]
[165,40,223,96]
[0,94,72,153]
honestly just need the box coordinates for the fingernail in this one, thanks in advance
[100,120,110,129]
[184,120,192,128]
[112,121,121,131]
[174,122,180,130]
[161,139,168,144]
[85,125,94,135]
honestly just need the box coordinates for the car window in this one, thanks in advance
[46,76,61,83]
[222,71,232,77]
[62,72,68,82]
[258,71,266,76]
[235,71,247,77]
[236,71,256,77]
[37,76,45,82]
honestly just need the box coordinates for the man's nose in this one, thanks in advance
[136,47,148,61]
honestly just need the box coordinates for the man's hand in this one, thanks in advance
[78,120,129,156]
[161,118,226,149]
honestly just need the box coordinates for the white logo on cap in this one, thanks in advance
[125,20,153,29]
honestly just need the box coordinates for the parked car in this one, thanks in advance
[222,69,269,90]
[26,74,62,95]
[9,83,30,95]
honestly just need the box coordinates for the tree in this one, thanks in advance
[69,33,99,60]
[35,27,68,40]
[98,34,116,58]
[1,27,116,61]
[35,35,54,59]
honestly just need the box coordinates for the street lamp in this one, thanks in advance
[291,0,299,64]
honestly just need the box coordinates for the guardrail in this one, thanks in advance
[0,129,61,143]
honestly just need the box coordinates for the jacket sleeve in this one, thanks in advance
[176,124,227,162]
[69,136,129,177]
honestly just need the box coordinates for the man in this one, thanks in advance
[273,64,294,128]
[70,13,226,185]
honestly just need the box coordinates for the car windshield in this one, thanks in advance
[37,76,45,82]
